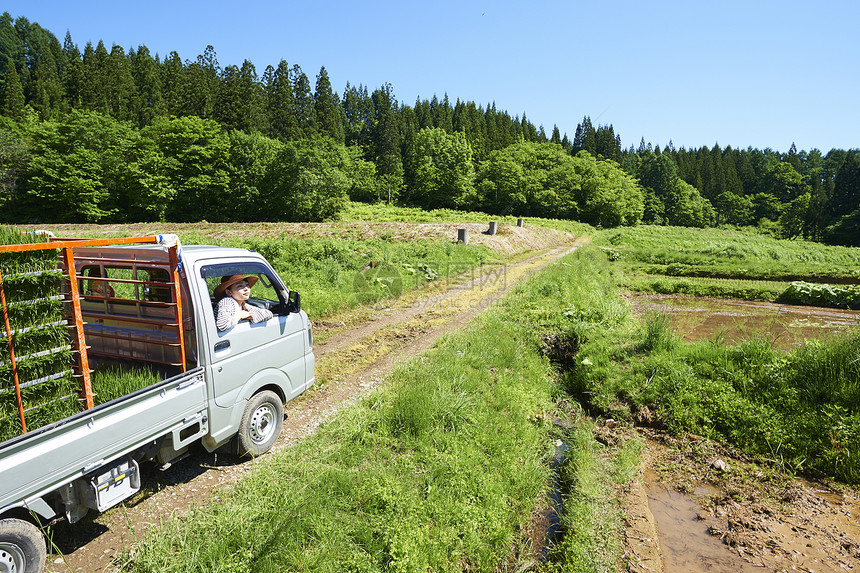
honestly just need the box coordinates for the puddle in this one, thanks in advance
[630,294,860,351]
[644,472,761,572]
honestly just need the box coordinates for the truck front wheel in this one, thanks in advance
[0,518,46,573]
[237,390,284,457]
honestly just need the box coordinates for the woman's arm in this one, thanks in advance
[246,303,274,324]
[215,297,240,331]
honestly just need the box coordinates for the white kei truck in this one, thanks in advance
[0,234,315,573]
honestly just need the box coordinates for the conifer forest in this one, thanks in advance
[0,13,858,246]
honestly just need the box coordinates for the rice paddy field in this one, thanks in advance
[594,225,860,308]
[588,225,860,483]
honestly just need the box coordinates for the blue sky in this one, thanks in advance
[4,1,858,152]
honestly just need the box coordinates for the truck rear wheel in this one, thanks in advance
[0,518,46,573]
[237,390,283,457]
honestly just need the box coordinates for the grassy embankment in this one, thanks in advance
[122,245,638,572]
[577,226,860,484]
[595,225,860,306]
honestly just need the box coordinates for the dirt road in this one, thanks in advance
[46,235,587,573]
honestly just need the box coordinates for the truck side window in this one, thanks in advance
[139,268,171,302]
[200,263,287,322]
[80,265,172,302]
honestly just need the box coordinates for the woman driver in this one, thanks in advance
[213,274,274,332]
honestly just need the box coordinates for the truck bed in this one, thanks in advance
[0,367,207,516]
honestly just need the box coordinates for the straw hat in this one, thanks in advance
[213,274,258,299]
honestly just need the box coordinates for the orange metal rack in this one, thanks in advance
[0,235,187,434]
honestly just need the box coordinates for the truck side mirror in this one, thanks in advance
[286,290,301,314]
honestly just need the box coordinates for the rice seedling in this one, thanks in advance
[0,322,68,363]
[623,274,786,302]
[0,377,81,441]
[90,364,163,406]
[0,226,84,441]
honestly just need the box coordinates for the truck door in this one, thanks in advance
[197,261,307,407]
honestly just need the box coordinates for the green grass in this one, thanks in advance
[342,201,592,235]
[595,225,860,282]
[544,426,641,573]
[647,331,860,482]
[342,201,515,223]
[557,246,860,483]
[123,310,559,571]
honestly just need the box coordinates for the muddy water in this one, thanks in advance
[631,294,860,351]
[644,474,860,572]
[644,471,761,572]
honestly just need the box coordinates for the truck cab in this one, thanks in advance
[72,242,315,454]
[183,245,315,451]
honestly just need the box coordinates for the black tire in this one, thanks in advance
[0,518,46,573]
[237,390,284,457]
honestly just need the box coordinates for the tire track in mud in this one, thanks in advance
[47,236,589,573]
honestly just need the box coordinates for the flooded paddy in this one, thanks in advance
[622,294,860,570]
[629,294,860,351]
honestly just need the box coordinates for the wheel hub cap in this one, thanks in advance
[249,405,275,444]
[0,542,25,573]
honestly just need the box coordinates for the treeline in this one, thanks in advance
[622,140,860,245]
[0,14,640,227]
[0,14,858,245]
